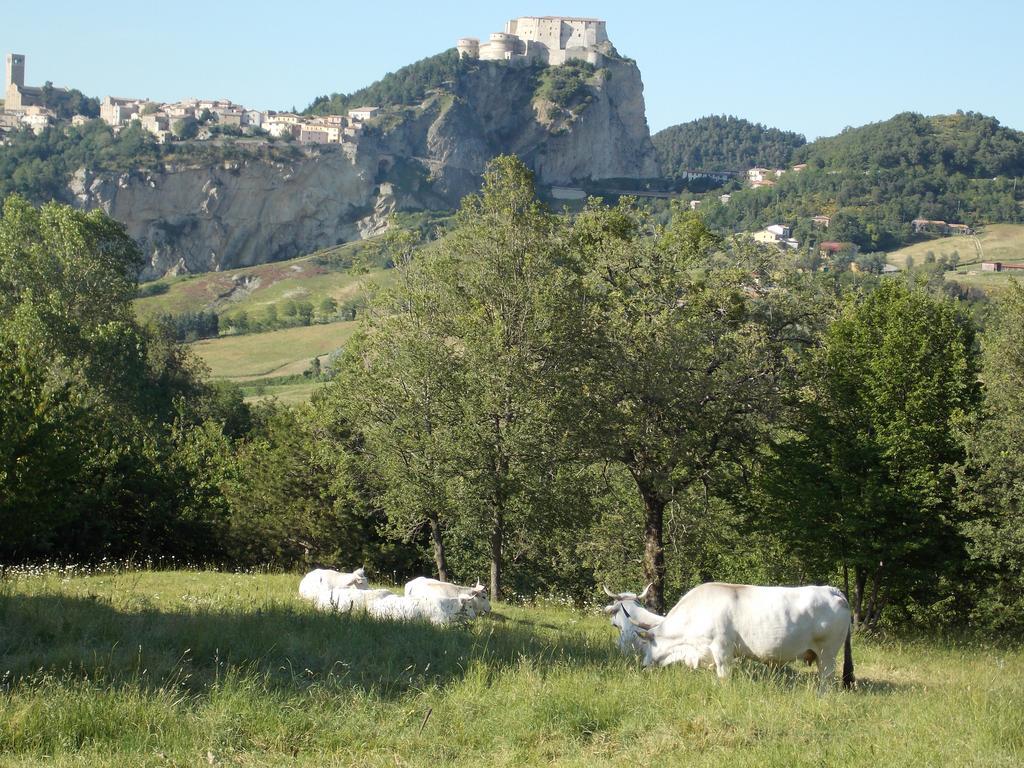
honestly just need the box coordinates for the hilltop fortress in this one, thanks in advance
[458,16,613,66]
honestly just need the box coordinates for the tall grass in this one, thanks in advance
[1,570,1021,766]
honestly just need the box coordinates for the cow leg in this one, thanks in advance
[816,645,839,694]
[709,642,732,681]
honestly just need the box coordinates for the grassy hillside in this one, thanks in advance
[1,569,1021,766]
[888,223,1024,267]
[135,238,388,323]
[884,224,1024,293]
[191,321,359,380]
[134,239,393,403]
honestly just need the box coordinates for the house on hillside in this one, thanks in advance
[347,106,379,121]
[911,219,974,236]
[819,241,859,258]
[754,225,799,250]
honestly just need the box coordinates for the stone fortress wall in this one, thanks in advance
[458,16,610,66]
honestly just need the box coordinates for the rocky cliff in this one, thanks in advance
[71,145,386,281]
[403,57,660,200]
[72,56,659,280]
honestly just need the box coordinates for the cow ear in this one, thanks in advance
[635,628,652,641]
[602,604,618,615]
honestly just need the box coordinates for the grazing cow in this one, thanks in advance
[404,577,491,617]
[298,567,368,601]
[601,584,664,655]
[625,583,854,691]
[367,593,476,625]
[317,587,394,613]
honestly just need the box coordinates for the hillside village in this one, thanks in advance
[2,52,378,146]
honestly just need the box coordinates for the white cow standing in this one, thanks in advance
[298,567,369,601]
[625,582,855,691]
[601,584,664,655]
[404,577,491,618]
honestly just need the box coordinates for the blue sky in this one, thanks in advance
[3,0,1021,139]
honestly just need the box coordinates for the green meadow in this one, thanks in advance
[133,240,388,323]
[1,570,1020,767]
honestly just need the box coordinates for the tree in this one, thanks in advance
[319,296,338,319]
[338,159,593,598]
[957,282,1024,630]
[334,227,463,581]
[577,203,810,611]
[0,195,219,561]
[434,157,592,599]
[762,281,979,627]
[172,118,198,140]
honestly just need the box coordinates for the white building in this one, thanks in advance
[347,106,379,121]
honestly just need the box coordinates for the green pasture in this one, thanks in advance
[191,321,358,380]
[134,239,390,323]
[0,570,1020,767]
[886,223,1023,268]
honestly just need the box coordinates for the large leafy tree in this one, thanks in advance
[0,195,223,561]
[957,282,1024,631]
[577,202,809,611]
[339,157,593,598]
[334,227,466,581]
[762,281,979,627]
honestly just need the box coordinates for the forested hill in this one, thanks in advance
[652,115,806,176]
[795,111,1024,177]
[305,49,463,115]
[698,111,1024,252]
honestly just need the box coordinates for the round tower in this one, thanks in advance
[482,32,518,60]
[456,37,480,59]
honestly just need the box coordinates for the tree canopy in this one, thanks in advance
[653,115,806,175]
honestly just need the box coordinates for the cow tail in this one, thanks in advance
[842,624,855,690]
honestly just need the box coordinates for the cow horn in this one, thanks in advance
[621,605,644,629]
[602,584,618,598]
[637,583,652,600]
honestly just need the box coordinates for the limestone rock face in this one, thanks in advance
[75,146,379,281]
[69,57,659,280]
[386,57,660,201]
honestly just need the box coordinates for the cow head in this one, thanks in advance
[351,567,369,589]
[603,584,655,654]
[622,606,706,669]
[470,580,491,615]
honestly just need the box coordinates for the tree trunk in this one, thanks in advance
[641,487,667,614]
[490,503,504,601]
[864,563,884,628]
[428,515,448,582]
[853,566,868,628]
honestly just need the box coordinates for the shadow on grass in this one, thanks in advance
[723,658,912,695]
[0,593,615,699]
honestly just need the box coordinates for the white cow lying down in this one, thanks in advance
[404,577,491,617]
[601,584,664,655]
[298,567,368,601]
[367,592,477,625]
[315,587,394,613]
[625,582,854,691]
